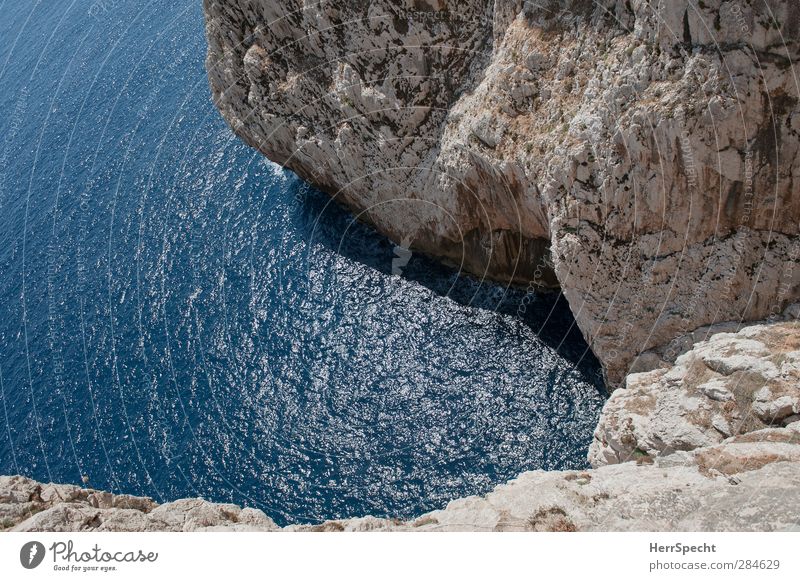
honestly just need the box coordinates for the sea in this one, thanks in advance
[0,0,605,525]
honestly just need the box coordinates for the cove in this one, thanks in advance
[0,0,605,526]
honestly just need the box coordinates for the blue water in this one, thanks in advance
[0,0,605,525]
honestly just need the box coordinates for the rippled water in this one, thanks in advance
[0,0,605,525]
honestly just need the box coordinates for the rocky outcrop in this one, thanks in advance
[203,0,800,385]
[5,2,798,536]
[0,476,279,532]
[590,318,800,465]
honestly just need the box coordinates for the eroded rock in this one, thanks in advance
[0,476,278,532]
[590,320,800,466]
[4,423,799,532]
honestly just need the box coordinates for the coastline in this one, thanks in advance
[4,316,798,532]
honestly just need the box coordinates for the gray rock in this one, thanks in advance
[0,476,278,532]
[4,0,800,536]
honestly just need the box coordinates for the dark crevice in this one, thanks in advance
[683,9,692,47]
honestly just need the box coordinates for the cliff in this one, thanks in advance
[4,318,798,531]
[203,0,800,385]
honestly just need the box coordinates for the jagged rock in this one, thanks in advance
[589,320,800,466]
[0,476,278,532]
[401,445,800,532]
[285,425,800,531]
[3,1,799,536]
[203,0,800,385]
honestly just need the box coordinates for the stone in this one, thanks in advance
[590,320,800,466]
[4,0,800,537]
[4,387,799,532]
[0,477,278,532]
[753,396,800,423]
[697,378,734,402]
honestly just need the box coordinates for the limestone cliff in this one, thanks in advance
[590,316,800,465]
[204,0,800,385]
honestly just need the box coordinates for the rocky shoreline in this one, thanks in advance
[4,317,798,532]
[3,0,798,533]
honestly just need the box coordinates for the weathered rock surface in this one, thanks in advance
[590,319,800,465]
[204,0,800,385]
[0,476,278,532]
[4,2,799,536]
[285,431,800,531]
[4,321,798,532]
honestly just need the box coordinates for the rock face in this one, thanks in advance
[6,3,798,536]
[204,0,800,385]
[4,429,799,532]
[0,476,279,532]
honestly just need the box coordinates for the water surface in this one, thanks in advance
[0,0,605,525]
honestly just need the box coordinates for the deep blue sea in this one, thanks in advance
[0,0,605,525]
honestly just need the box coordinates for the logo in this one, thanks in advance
[20,541,46,569]
[391,236,414,276]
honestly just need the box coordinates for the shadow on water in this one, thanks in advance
[294,182,607,395]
